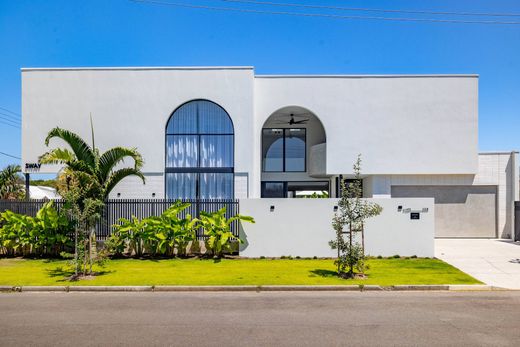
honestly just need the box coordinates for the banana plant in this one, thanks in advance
[156,202,198,256]
[0,210,35,256]
[34,201,72,255]
[0,202,72,257]
[113,216,146,257]
[199,207,255,258]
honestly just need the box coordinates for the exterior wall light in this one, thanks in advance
[152,193,156,198]
[270,205,275,212]
[333,206,338,212]
[117,193,121,198]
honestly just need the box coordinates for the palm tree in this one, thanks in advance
[0,165,25,199]
[38,124,145,276]
[39,127,145,200]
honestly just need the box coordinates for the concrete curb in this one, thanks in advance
[0,284,504,292]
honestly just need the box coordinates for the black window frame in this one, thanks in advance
[261,181,330,198]
[261,128,307,173]
[165,99,235,199]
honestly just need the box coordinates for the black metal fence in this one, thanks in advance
[0,199,240,241]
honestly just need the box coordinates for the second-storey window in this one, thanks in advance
[262,128,306,172]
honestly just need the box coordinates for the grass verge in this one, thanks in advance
[0,257,481,286]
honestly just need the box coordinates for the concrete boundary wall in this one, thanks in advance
[239,198,434,257]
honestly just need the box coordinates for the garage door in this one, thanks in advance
[391,185,497,238]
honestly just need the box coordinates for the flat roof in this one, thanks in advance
[20,66,478,78]
[21,66,254,71]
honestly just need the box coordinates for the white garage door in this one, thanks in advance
[391,185,497,238]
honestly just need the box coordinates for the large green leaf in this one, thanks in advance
[98,147,144,184]
[44,127,96,170]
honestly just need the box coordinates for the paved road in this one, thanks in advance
[1,292,520,346]
[436,239,520,289]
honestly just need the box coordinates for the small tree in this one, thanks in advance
[329,155,382,279]
[0,165,25,199]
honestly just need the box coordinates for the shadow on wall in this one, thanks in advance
[239,223,249,252]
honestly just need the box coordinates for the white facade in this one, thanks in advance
[239,198,434,257]
[20,66,518,240]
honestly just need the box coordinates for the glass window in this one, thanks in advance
[261,182,286,198]
[166,173,197,199]
[166,135,198,168]
[166,102,198,134]
[262,128,306,172]
[165,100,234,199]
[198,100,233,134]
[200,135,233,168]
[200,173,234,199]
[285,129,305,172]
[262,129,284,172]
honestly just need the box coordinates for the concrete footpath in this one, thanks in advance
[436,239,520,290]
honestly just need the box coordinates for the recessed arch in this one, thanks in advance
[165,99,234,199]
[260,105,328,198]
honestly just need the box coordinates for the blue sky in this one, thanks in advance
[1,0,519,170]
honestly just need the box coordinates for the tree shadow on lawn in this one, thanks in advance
[46,266,113,282]
[309,269,338,278]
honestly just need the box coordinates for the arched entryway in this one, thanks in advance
[165,100,234,199]
[260,106,328,198]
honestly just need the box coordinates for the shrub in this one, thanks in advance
[109,201,197,257]
[0,201,73,257]
[199,207,254,258]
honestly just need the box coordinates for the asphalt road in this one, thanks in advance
[1,291,520,347]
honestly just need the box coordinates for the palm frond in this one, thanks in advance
[98,147,144,183]
[44,127,96,169]
[103,168,145,199]
[38,148,76,165]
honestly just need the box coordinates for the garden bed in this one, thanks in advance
[0,257,481,286]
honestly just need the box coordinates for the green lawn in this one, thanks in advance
[0,257,481,286]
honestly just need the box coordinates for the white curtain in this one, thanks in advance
[166,135,198,168]
[200,135,233,168]
[166,173,196,199]
[200,173,233,199]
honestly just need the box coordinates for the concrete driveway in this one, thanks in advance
[436,239,520,289]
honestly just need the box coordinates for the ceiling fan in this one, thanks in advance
[273,113,311,125]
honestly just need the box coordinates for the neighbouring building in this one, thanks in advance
[21,66,519,242]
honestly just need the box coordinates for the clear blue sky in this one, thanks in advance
[1,0,519,170]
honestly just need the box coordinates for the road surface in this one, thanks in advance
[1,291,519,346]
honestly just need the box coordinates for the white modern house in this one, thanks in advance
[20,66,519,256]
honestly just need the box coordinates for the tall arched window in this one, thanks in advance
[165,100,234,199]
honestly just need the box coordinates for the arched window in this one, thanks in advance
[165,100,234,199]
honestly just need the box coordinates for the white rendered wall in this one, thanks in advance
[239,198,434,257]
[107,173,164,199]
[255,75,478,176]
[365,152,519,239]
[22,67,257,197]
[22,68,479,200]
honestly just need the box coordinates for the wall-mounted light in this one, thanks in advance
[152,193,156,198]
[397,205,403,212]
[117,193,121,198]
[333,206,338,212]
[270,205,275,212]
